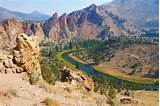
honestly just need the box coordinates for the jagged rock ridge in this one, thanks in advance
[43,4,138,41]
[0,18,44,48]
[0,0,158,43]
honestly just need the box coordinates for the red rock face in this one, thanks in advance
[42,4,138,41]
[30,23,44,42]
[0,3,140,45]
[0,18,44,48]
[59,14,68,31]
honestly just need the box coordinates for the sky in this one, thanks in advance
[0,0,112,15]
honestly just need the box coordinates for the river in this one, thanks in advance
[63,52,159,90]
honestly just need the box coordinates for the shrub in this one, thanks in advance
[41,58,61,85]
[43,98,60,106]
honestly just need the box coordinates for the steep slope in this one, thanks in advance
[101,0,159,35]
[0,34,108,106]
[0,18,44,48]
[43,4,138,41]
[0,0,159,42]
[0,7,50,21]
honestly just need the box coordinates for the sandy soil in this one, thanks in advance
[132,90,159,106]
[0,73,109,106]
[0,73,90,106]
[118,90,159,106]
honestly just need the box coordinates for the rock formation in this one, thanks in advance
[0,18,44,48]
[42,4,138,41]
[0,0,158,43]
[0,50,23,74]
[0,33,108,106]
[0,33,42,82]
[60,66,94,94]
[13,33,42,82]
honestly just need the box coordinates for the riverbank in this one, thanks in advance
[60,51,158,85]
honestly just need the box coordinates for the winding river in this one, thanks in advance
[62,52,159,90]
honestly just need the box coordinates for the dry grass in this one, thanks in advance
[0,88,18,98]
[94,64,157,84]
[42,97,60,106]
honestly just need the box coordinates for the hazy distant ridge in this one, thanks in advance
[0,7,50,21]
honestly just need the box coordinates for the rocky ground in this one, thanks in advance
[0,33,108,106]
[0,73,109,106]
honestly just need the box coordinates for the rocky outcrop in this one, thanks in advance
[102,0,159,36]
[0,0,158,43]
[13,33,42,81]
[42,4,139,41]
[60,66,94,94]
[0,18,44,48]
[0,50,23,74]
[0,33,42,82]
[102,0,159,29]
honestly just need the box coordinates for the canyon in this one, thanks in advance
[0,0,159,49]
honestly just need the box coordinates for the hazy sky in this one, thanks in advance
[0,0,112,15]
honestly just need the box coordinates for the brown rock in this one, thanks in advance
[0,18,44,48]
[61,67,94,94]
[3,59,16,68]
[5,68,13,74]
[13,33,42,81]
[0,62,5,74]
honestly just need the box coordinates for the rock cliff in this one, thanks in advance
[0,33,42,82]
[0,0,158,43]
[42,4,138,41]
[0,18,44,48]
[0,34,108,105]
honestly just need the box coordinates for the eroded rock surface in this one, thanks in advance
[0,18,44,48]
[13,33,42,81]
[60,66,94,94]
[0,33,42,82]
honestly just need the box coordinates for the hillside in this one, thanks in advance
[102,0,159,36]
[0,0,158,43]
[102,0,159,28]
[0,34,109,106]
[73,37,159,79]
[42,4,138,41]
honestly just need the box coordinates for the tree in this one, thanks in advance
[55,45,59,52]
[75,62,80,69]
[69,41,73,50]
[107,86,116,106]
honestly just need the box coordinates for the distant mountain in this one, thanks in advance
[42,0,159,41]
[101,0,159,36]
[0,0,159,47]
[0,7,50,21]
[42,3,139,41]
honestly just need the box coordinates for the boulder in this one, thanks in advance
[13,33,42,81]
[0,33,42,83]
[60,66,94,94]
